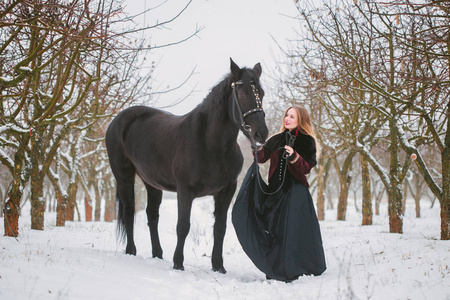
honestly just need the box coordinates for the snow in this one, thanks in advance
[1,197,449,300]
[0,124,30,134]
[38,90,53,99]
[0,148,14,169]
[396,119,416,150]
[0,76,14,82]
[356,141,390,186]
[18,67,33,72]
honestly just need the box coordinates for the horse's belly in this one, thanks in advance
[137,168,234,196]
[134,162,177,192]
[138,174,177,192]
[174,159,242,197]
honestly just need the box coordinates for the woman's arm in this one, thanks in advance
[256,147,271,163]
[288,152,313,175]
[287,137,317,175]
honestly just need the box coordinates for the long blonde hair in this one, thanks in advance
[280,106,321,157]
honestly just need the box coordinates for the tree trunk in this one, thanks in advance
[30,123,49,230]
[415,194,421,218]
[375,186,383,216]
[334,152,355,221]
[94,183,101,221]
[373,180,384,216]
[353,190,359,212]
[65,178,78,222]
[430,197,436,208]
[4,191,20,237]
[401,180,408,216]
[0,190,3,218]
[56,190,67,227]
[337,178,351,220]
[316,160,326,221]
[441,200,450,240]
[388,187,403,233]
[414,175,421,218]
[30,126,46,230]
[388,120,403,233]
[52,192,57,212]
[361,155,372,225]
[85,193,93,222]
[47,193,53,213]
[4,151,27,236]
[66,199,75,221]
[441,132,450,240]
[30,171,45,230]
[324,159,333,210]
[47,164,68,227]
[104,196,115,222]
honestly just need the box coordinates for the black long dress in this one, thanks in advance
[232,131,326,282]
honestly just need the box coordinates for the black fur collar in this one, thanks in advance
[264,129,317,167]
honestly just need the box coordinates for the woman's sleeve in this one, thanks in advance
[288,152,313,175]
[287,139,317,175]
[256,147,271,163]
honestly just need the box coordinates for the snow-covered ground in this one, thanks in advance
[1,197,449,300]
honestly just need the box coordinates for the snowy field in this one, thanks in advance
[1,197,449,300]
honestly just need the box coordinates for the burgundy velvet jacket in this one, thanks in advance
[256,132,316,188]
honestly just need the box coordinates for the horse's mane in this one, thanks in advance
[193,74,232,118]
[194,68,259,119]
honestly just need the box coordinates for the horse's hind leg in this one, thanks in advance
[145,183,163,259]
[211,182,237,274]
[117,180,137,255]
[106,121,137,255]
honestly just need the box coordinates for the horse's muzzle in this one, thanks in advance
[253,129,268,145]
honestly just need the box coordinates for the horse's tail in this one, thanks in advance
[106,108,138,244]
[115,191,127,243]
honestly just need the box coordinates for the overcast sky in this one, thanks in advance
[124,0,301,115]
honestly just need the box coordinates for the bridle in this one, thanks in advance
[231,80,264,133]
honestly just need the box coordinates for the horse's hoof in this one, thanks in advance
[173,264,185,271]
[212,266,227,274]
[152,247,163,259]
[125,246,137,256]
[153,251,163,259]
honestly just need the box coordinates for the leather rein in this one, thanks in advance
[231,80,296,196]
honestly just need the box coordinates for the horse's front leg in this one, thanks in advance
[212,182,236,274]
[173,189,194,271]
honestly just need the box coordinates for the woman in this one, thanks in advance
[232,106,326,282]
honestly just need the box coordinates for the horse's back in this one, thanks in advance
[106,106,183,190]
[108,105,169,132]
[106,105,181,143]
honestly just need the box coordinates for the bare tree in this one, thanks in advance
[1,0,199,235]
[287,0,447,237]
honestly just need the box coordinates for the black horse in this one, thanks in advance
[105,59,268,273]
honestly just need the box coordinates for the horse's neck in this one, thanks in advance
[196,88,239,151]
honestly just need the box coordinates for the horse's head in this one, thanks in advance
[229,58,269,146]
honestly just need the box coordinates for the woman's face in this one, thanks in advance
[284,108,299,130]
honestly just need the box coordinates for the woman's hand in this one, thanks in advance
[284,145,294,156]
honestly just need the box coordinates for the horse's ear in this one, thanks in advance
[253,63,262,78]
[230,58,242,81]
